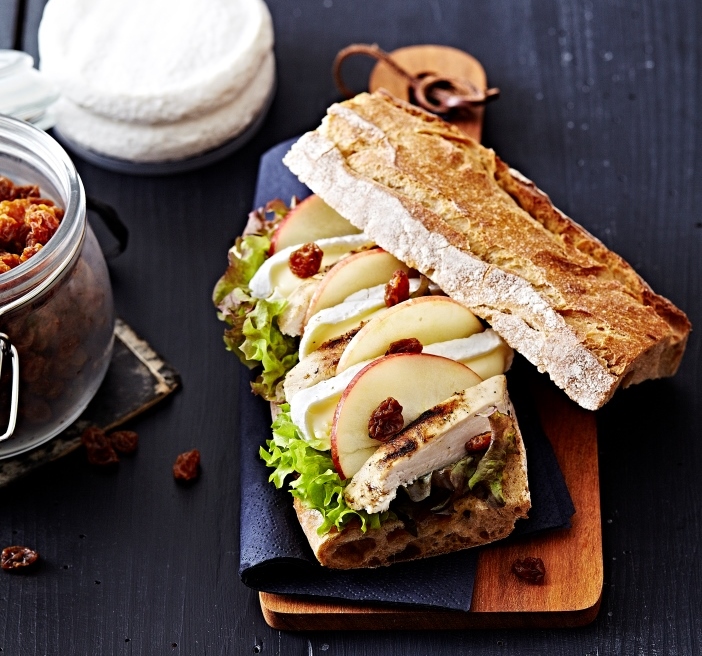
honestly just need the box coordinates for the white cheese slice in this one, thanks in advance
[249,234,373,300]
[344,375,513,514]
[39,0,273,124]
[298,279,423,358]
[289,362,369,450]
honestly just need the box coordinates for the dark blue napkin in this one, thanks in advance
[237,140,575,611]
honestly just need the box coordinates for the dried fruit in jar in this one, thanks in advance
[511,557,546,584]
[368,397,404,442]
[289,242,323,278]
[384,269,410,307]
[81,426,119,467]
[173,449,201,482]
[1,545,40,571]
[0,176,39,201]
[0,176,64,273]
[109,430,139,455]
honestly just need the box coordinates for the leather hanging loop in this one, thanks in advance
[333,43,499,115]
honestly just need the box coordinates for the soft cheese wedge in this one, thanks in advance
[424,330,514,380]
[330,353,482,479]
[249,233,373,299]
[344,375,514,514]
[298,278,424,358]
[335,296,484,374]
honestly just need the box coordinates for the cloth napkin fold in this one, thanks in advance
[237,140,575,611]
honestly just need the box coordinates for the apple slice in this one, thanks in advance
[303,249,409,325]
[299,278,425,358]
[330,353,482,479]
[249,233,373,299]
[270,195,361,253]
[336,296,484,374]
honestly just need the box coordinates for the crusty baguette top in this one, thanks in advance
[284,91,690,410]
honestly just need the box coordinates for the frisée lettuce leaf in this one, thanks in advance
[261,405,390,535]
[213,203,298,402]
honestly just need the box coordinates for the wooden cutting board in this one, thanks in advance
[259,46,603,630]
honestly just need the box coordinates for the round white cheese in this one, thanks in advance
[38,0,274,124]
[52,51,275,162]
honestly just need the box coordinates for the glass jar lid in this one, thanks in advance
[0,50,60,130]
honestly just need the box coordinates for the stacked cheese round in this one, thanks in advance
[38,0,275,163]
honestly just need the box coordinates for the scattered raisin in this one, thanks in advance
[289,242,323,278]
[368,397,404,441]
[512,557,546,584]
[81,426,119,467]
[1,546,39,571]
[465,432,492,452]
[109,430,139,455]
[386,337,423,355]
[384,270,410,307]
[173,449,201,482]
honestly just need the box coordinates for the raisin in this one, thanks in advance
[110,430,139,455]
[289,242,323,278]
[81,426,119,467]
[465,432,492,452]
[368,397,404,441]
[1,546,39,571]
[512,557,546,584]
[386,337,423,355]
[173,449,200,482]
[384,270,410,307]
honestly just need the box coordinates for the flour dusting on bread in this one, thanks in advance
[284,91,690,410]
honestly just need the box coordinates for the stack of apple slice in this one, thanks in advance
[258,194,515,481]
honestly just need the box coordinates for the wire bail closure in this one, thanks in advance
[333,43,500,115]
[0,333,19,442]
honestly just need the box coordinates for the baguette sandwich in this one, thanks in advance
[214,90,688,569]
[215,192,531,568]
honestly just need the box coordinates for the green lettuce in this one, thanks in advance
[261,405,390,535]
[468,411,517,505]
[213,203,299,402]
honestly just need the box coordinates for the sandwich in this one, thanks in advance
[214,193,530,569]
[214,91,689,569]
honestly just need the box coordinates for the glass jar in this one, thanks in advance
[0,115,114,458]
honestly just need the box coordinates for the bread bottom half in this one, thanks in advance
[292,433,530,570]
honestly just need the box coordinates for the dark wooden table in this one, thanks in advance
[1,0,700,653]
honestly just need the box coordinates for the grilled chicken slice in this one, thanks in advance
[278,277,321,336]
[283,328,360,400]
[344,375,517,514]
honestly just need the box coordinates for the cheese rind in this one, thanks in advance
[39,0,274,123]
[51,51,276,162]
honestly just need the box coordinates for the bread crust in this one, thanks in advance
[283,91,690,410]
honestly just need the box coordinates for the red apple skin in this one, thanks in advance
[304,248,409,326]
[330,353,481,479]
[269,195,316,255]
[269,194,359,254]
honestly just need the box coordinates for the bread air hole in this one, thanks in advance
[392,543,422,562]
[332,538,377,564]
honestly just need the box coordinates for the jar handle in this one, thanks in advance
[0,334,19,442]
[87,196,129,258]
